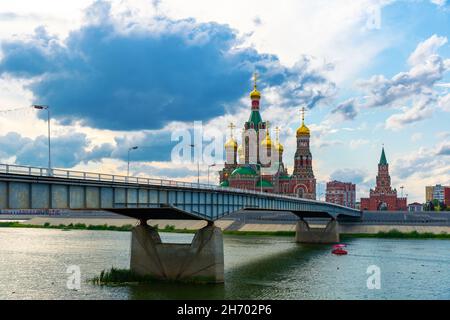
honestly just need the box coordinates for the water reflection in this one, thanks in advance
[1,228,449,300]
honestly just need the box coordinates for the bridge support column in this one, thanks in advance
[295,219,340,244]
[130,220,224,283]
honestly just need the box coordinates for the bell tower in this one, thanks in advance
[291,107,316,199]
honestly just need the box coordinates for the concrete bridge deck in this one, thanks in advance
[0,163,361,221]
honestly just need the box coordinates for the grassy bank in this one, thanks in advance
[342,229,450,240]
[1,221,449,239]
[0,221,294,236]
[90,267,217,285]
[90,268,155,285]
[0,221,135,232]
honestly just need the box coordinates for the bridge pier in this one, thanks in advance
[295,219,340,244]
[130,220,224,283]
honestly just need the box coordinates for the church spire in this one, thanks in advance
[379,145,387,165]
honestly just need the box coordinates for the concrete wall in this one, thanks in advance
[130,224,224,283]
[295,220,340,243]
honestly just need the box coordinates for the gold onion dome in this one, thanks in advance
[275,140,284,152]
[261,129,272,148]
[225,137,237,149]
[297,123,310,136]
[237,144,243,155]
[250,87,261,100]
[297,107,310,136]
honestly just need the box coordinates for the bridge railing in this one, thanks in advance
[0,163,359,213]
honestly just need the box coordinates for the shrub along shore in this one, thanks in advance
[0,221,449,239]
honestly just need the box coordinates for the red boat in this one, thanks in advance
[331,244,348,255]
[332,248,348,255]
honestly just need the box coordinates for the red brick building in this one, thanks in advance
[445,187,450,206]
[219,75,316,199]
[326,181,356,208]
[360,147,407,211]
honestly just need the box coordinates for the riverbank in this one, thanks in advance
[1,219,450,239]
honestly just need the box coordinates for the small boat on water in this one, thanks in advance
[331,244,348,255]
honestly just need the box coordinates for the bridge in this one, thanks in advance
[0,163,361,283]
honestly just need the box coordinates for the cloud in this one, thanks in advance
[0,132,95,167]
[331,98,358,120]
[437,142,450,155]
[125,162,198,179]
[360,34,450,109]
[385,94,434,130]
[430,0,448,7]
[438,92,450,112]
[0,0,335,132]
[349,34,450,129]
[349,138,369,149]
[407,34,448,66]
[330,168,367,184]
[391,141,450,179]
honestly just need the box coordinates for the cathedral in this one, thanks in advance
[219,75,316,199]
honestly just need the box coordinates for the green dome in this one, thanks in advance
[220,180,229,187]
[256,180,273,188]
[231,166,257,176]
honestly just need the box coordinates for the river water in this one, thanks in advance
[0,228,449,300]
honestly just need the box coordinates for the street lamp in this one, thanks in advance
[127,146,138,177]
[189,144,200,186]
[207,163,216,185]
[32,105,51,175]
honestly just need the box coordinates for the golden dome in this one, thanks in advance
[296,123,310,136]
[296,107,310,136]
[225,137,237,149]
[237,144,243,155]
[261,129,272,148]
[250,88,261,100]
[275,141,284,152]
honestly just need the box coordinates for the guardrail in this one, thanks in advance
[0,163,360,213]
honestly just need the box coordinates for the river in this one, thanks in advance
[0,228,449,299]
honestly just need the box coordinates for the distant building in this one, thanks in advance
[360,147,407,211]
[425,186,434,203]
[408,202,423,212]
[326,181,356,208]
[433,184,446,202]
[426,184,450,204]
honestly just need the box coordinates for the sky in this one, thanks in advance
[0,0,449,203]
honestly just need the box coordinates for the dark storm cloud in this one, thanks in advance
[0,0,335,131]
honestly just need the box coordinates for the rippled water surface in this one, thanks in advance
[0,228,449,299]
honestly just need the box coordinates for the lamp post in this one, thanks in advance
[189,144,200,186]
[32,105,51,175]
[127,146,138,177]
[207,163,216,185]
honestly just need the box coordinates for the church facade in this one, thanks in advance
[218,76,316,199]
[360,147,407,211]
